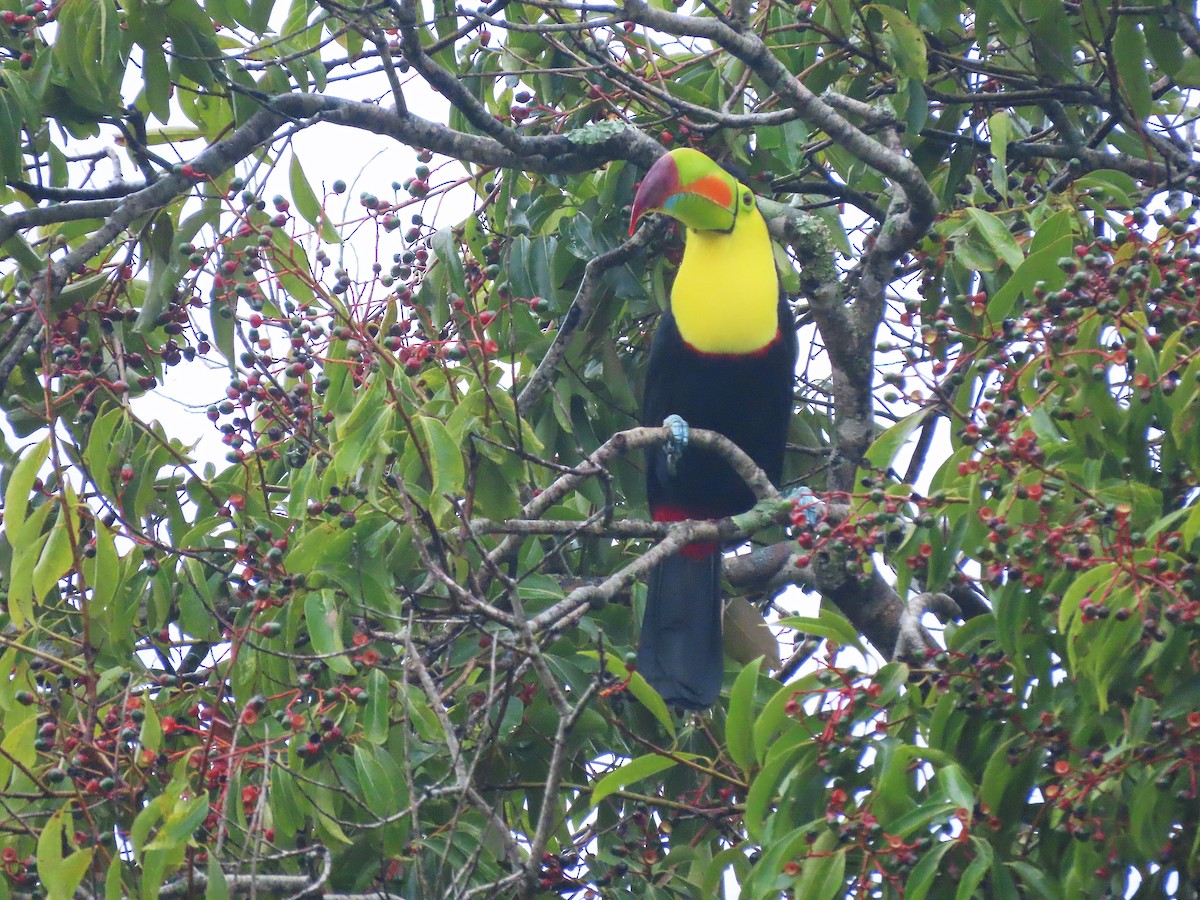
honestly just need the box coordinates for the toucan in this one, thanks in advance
[630,148,797,710]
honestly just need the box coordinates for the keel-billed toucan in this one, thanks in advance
[631,148,797,710]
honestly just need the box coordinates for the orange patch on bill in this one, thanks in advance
[687,174,733,207]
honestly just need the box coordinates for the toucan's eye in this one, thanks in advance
[742,191,752,206]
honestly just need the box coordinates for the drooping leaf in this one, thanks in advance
[590,753,691,808]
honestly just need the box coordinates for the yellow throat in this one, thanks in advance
[670,202,780,355]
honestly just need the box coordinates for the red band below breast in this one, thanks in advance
[681,328,781,359]
[651,504,718,560]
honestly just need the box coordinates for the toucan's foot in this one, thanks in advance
[663,414,689,476]
[784,485,825,526]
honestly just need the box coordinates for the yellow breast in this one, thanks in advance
[670,207,779,355]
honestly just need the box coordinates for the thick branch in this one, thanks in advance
[725,544,940,659]
[0,199,123,250]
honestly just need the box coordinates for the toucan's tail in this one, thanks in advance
[638,552,723,709]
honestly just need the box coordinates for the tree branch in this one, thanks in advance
[0,92,664,393]
[474,423,936,661]
[621,0,937,219]
[516,218,666,416]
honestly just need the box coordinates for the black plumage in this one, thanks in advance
[638,297,797,709]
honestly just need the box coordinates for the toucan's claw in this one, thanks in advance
[784,485,825,527]
[663,414,689,476]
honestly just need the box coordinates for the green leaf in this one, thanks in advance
[979,735,1024,813]
[795,845,847,900]
[744,743,814,840]
[956,837,993,900]
[590,753,689,808]
[0,94,24,183]
[865,5,928,79]
[52,0,126,114]
[142,44,171,123]
[3,436,51,548]
[39,808,96,900]
[743,823,827,896]
[361,668,389,744]
[701,844,753,897]
[207,296,236,371]
[413,415,466,520]
[883,800,960,839]
[288,152,340,244]
[988,111,1011,179]
[131,791,170,854]
[105,856,125,900]
[354,743,398,816]
[246,0,273,32]
[1113,20,1152,119]
[0,230,43,272]
[140,847,172,900]
[1006,861,1061,900]
[1071,169,1137,207]
[937,763,976,808]
[777,607,865,651]
[269,766,306,841]
[725,658,761,774]
[1144,15,1184,76]
[965,208,1023,270]
[986,231,1073,322]
[905,840,955,900]
[862,408,929,472]
[7,520,47,627]
[204,854,228,900]
[304,590,356,675]
[0,716,37,785]
[32,503,74,604]
[270,227,319,306]
[1057,562,1116,632]
[752,672,821,763]
[146,792,209,850]
[139,696,162,752]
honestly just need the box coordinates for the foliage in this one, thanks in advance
[1,0,1199,896]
